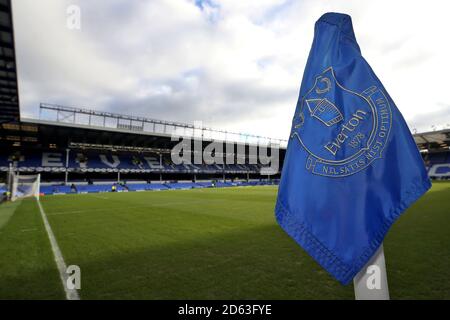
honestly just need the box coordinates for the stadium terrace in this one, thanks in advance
[0,104,287,195]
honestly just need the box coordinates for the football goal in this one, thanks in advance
[10,173,41,201]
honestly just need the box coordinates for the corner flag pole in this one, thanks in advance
[353,244,390,300]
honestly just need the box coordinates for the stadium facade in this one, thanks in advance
[1,103,285,195]
[0,0,449,196]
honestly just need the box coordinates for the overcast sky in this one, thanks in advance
[13,0,450,140]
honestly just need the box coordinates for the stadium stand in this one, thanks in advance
[415,129,450,180]
[424,151,450,179]
[0,105,284,195]
[0,151,266,174]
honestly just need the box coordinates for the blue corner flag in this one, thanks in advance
[275,12,431,285]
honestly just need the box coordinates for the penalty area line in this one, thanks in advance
[37,199,80,300]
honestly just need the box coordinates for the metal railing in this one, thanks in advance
[39,103,288,148]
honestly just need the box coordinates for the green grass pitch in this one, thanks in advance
[0,183,449,299]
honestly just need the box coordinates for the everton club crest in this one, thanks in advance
[291,67,392,177]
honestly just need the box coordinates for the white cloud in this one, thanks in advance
[13,0,450,140]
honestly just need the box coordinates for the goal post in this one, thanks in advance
[11,173,41,201]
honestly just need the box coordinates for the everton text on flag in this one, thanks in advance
[275,12,431,285]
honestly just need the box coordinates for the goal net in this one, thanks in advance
[11,173,41,201]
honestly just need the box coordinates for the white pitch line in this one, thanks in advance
[37,199,80,300]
